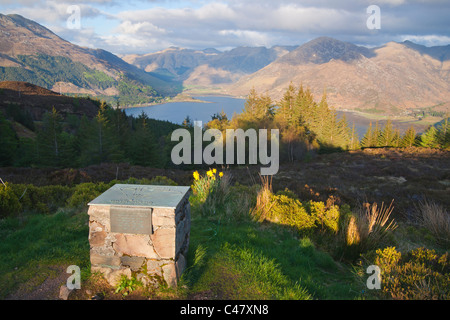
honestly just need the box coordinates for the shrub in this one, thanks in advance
[251,175,274,222]
[66,182,111,208]
[413,200,450,248]
[117,176,177,186]
[148,176,178,186]
[275,188,299,200]
[253,183,350,237]
[13,184,73,214]
[1,182,73,216]
[369,247,449,300]
[268,195,316,234]
[0,182,21,218]
[306,200,341,233]
[342,201,397,259]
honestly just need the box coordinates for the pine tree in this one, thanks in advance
[294,85,314,126]
[392,128,401,148]
[401,126,417,148]
[336,113,352,149]
[349,123,361,150]
[77,101,122,165]
[314,91,331,140]
[420,126,439,148]
[37,107,64,166]
[436,117,449,148]
[380,119,394,147]
[244,87,259,119]
[129,112,156,166]
[373,121,382,147]
[277,83,296,125]
[182,115,193,128]
[0,111,18,166]
[361,122,374,148]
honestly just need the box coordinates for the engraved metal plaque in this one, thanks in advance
[110,207,152,234]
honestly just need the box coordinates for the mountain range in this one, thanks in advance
[122,45,296,85]
[0,13,179,106]
[0,13,449,114]
[226,37,450,113]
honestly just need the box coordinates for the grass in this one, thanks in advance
[0,209,90,299]
[181,176,364,300]
[413,200,450,248]
[183,215,362,300]
[0,164,447,300]
[0,180,364,300]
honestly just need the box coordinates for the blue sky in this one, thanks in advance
[1,0,449,55]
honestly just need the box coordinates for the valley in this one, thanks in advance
[0,10,449,303]
[1,13,449,117]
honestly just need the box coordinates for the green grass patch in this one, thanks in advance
[183,207,363,300]
[0,209,90,299]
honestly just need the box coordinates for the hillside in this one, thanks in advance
[122,45,296,87]
[0,81,99,120]
[226,37,450,114]
[1,147,449,301]
[0,14,180,105]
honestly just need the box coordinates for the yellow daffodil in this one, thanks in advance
[206,170,214,178]
[193,171,200,181]
[219,172,224,178]
[213,168,217,174]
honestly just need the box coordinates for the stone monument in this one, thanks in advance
[87,184,191,287]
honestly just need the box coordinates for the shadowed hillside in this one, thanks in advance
[0,81,99,120]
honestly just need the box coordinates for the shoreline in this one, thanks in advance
[119,93,244,109]
[119,95,214,110]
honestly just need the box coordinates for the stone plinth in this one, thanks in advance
[87,184,191,287]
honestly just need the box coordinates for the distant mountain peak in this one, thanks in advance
[400,39,450,61]
[0,13,59,40]
[279,37,374,65]
[0,13,179,102]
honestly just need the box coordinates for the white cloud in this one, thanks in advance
[400,35,450,47]
[116,20,167,35]
[1,0,449,54]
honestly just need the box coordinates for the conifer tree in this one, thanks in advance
[373,121,381,147]
[380,119,394,147]
[349,122,360,150]
[0,111,18,166]
[78,101,122,165]
[392,128,401,148]
[37,107,64,166]
[419,126,439,148]
[436,117,449,148]
[244,87,260,119]
[129,112,156,166]
[361,122,374,148]
[277,83,296,125]
[182,115,193,128]
[401,126,417,147]
[336,113,352,149]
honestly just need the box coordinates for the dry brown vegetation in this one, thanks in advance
[1,147,448,223]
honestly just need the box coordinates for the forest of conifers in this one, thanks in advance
[0,83,449,169]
